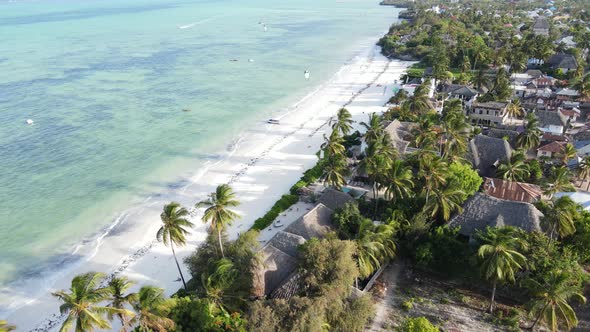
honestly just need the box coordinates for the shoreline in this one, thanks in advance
[4,39,412,332]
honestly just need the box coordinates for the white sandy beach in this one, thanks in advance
[4,40,412,331]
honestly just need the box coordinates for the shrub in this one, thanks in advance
[398,317,439,332]
[401,298,414,311]
[251,194,299,230]
[289,161,325,194]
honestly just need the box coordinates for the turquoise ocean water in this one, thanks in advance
[0,0,396,294]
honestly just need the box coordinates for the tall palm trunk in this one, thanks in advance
[217,227,225,258]
[529,302,549,331]
[489,280,497,313]
[170,239,187,290]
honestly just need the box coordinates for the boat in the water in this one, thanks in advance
[267,119,280,124]
[25,119,34,125]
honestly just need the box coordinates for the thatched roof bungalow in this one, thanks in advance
[251,203,335,299]
[449,193,543,237]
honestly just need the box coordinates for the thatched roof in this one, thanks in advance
[252,203,336,298]
[383,120,415,154]
[270,273,301,299]
[547,53,578,70]
[536,110,565,128]
[268,231,306,257]
[449,193,543,236]
[486,128,519,148]
[317,188,355,211]
[252,244,299,298]
[468,135,513,177]
[284,203,334,240]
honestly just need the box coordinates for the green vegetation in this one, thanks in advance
[196,184,241,257]
[251,194,299,230]
[398,316,439,332]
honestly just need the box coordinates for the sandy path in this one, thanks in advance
[368,261,404,332]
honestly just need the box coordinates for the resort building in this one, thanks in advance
[449,193,544,237]
[532,17,550,36]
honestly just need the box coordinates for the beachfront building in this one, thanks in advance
[468,102,509,126]
[537,141,567,159]
[383,120,417,154]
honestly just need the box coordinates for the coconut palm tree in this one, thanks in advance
[355,219,396,279]
[360,113,383,145]
[389,89,409,105]
[543,196,579,242]
[496,151,530,182]
[417,152,448,204]
[52,272,130,332]
[424,185,464,221]
[107,276,138,332]
[402,90,431,116]
[471,69,489,92]
[573,74,590,99]
[323,153,348,189]
[517,114,542,151]
[559,143,577,166]
[441,115,470,162]
[543,166,576,196]
[577,155,590,191]
[201,258,238,311]
[0,321,15,332]
[319,130,346,159]
[384,159,414,203]
[130,286,175,332]
[331,108,354,136]
[157,202,194,289]
[527,270,587,332]
[196,184,240,258]
[412,118,437,150]
[506,99,523,124]
[477,227,527,313]
[361,141,392,209]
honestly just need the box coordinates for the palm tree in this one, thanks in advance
[319,130,345,158]
[471,69,489,91]
[441,115,470,161]
[417,152,448,204]
[107,276,138,332]
[355,219,396,279]
[0,321,15,332]
[360,113,383,145]
[528,270,587,331]
[577,155,590,191]
[412,118,437,150]
[573,74,590,99]
[331,108,354,136]
[196,184,240,258]
[543,166,576,196]
[425,186,464,221]
[506,99,523,124]
[323,153,348,189]
[157,202,194,290]
[52,272,130,332]
[517,114,541,151]
[543,196,579,242]
[559,143,577,165]
[131,286,175,332]
[402,90,431,116]
[389,89,409,105]
[361,141,392,208]
[496,151,530,182]
[384,159,414,203]
[477,227,527,313]
[201,258,238,311]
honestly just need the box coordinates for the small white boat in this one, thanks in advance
[304,70,310,80]
[267,119,280,124]
[25,119,34,125]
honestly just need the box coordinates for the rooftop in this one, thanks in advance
[472,101,508,110]
[468,135,513,178]
[538,141,567,153]
[449,193,543,236]
[482,177,543,203]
